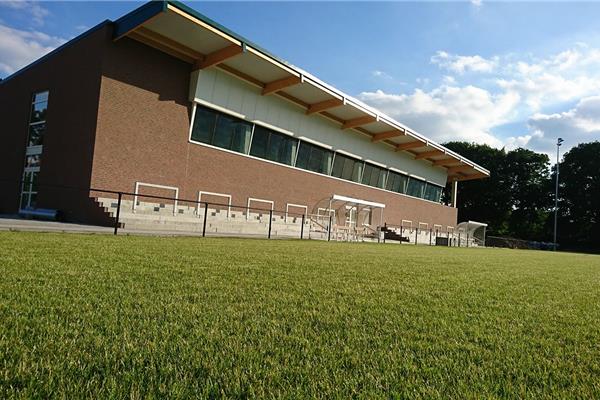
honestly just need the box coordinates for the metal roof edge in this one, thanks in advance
[113,0,167,39]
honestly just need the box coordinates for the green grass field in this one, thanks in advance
[1,232,600,399]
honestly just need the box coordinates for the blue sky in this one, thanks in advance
[2,1,600,159]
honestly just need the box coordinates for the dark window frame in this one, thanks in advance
[295,141,334,175]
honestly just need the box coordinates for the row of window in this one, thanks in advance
[190,105,444,203]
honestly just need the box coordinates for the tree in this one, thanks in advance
[443,142,552,240]
[504,148,552,241]
[443,142,512,236]
[556,142,600,250]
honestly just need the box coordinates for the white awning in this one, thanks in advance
[457,221,488,233]
[331,194,385,209]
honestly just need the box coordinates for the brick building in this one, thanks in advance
[0,1,489,233]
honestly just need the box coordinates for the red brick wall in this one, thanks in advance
[92,36,457,228]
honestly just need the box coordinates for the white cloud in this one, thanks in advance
[524,96,600,156]
[366,45,600,156]
[431,51,498,74]
[0,1,49,26]
[500,47,600,112]
[442,75,456,85]
[0,24,65,75]
[359,85,520,148]
[471,0,483,7]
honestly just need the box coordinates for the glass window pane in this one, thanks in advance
[351,161,363,183]
[213,114,252,153]
[25,155,41,168]
[32,91,49,104]
[249,126,269,159]
[267,132,282,161]
[190,107,216,144]
[251,127,297,165]
[283,136,298,166]
[192,106,252,153]
[377,170,387,188]
[362,163,386,188]
[29,193,37,209]
[20,193,29,209]
[295,143,310,170]
[331,154,344,178]
[424,183,442,202]
[361,164,373,186]
[296,142,333,175]
[228,119,252,153]
[30,101,47,123]
[332,153,363,183]
[406,178,425,198]
[213,114,235,149]
[342,159,353,180]
[27,123,46,147]
[369,170,379,187]
[386,171,408,194]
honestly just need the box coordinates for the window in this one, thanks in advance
[295,141,333,175]
[20,171,38,209]
[249,126,298,166]
[386,171,408,194]
[25,155,41,168]
[27,90,48,147]
[331,153,363,183]
[188,104,444,204]
[424,182,443,202]
[190,105,252,154]
[406,177,426,198]
[361,163,387,189]
[20,91,48,210]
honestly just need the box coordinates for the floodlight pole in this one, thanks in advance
[553,138,563,251]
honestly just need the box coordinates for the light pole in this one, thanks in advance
[553,137,564,251]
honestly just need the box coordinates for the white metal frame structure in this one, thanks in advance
[328,194,385,232]
[285,203,307,223]
[133,182,179,215]
[246,197,274,220]
[197,191,232,218]
[401,220,413,231]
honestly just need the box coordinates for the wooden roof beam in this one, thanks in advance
[194,44,244,70]
[395,141,426,152]
[341,115,377,130]
[132,26,204,63]
[447,164,474,174]
[414,150,443,160]
[371,129,405,142]
[450,172,489,182]
[306,98,344,115]
[432,158,460,166]
[262,76,302,95]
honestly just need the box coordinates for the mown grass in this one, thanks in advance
[1,232,599,399]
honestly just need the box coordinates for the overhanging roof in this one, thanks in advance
[114,1,490,182]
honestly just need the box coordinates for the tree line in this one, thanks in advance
[443,141,600,252]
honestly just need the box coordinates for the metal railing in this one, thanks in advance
[2,178,474,245]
